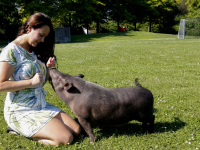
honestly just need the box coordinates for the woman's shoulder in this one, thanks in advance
[0,42,25,58]
[0,43,20,66]
[2,42,25,55]
[2,43,18,52]
[3,42,14,48]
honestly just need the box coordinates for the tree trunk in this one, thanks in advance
[87,24,89,34]
[96,21,100,33]
[148,16,151,32]
[117,20,120,31]
[134,21,136,31]
[69,13,71,27]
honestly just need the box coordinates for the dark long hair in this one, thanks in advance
[17,12,56,64]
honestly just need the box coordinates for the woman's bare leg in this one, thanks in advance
[56,111,81,136]
[31,111,81,146]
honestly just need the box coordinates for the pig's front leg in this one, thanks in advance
[78,117,95,142]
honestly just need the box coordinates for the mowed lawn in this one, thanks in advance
[0,31,200,149]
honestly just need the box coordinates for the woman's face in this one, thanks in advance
[28,25,50,47]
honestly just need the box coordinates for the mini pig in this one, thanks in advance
[49,67,155,142]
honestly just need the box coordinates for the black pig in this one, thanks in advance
[49,67,155,142]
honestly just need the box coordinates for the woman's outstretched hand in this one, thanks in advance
[46,57,56,68]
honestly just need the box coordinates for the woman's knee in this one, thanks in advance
[54,133,74,145]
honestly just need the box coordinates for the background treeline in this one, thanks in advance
[0,0,199,40]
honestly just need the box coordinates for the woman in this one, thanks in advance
[0,12,81,146]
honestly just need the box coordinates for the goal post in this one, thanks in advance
[178,19,185,39]
[178,19,200,39]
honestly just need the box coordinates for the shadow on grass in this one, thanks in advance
[74,117,186,142]
[154,117,186,133]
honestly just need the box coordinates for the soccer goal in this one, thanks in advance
[178,19,200,39]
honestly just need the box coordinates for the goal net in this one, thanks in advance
[178,19,200,39]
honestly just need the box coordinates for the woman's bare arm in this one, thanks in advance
[0,61,43,92]
[45,57,56,83]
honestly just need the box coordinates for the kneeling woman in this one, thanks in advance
[0,12,81,146]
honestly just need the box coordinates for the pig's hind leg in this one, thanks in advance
[141,122,147,132]
[141,115,155,133]
[149,115,155,133]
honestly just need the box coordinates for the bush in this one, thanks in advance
[99,21,118,33]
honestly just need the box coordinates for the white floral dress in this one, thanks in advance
[0,43,61,137]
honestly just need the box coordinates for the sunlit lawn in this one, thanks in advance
[0,31,200,149]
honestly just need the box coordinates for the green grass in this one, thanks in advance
[1,31,200,149]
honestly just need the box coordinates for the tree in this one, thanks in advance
[69,0,102,34]
[143,0,160,32]
[176,0,188,15]
[49,0,105,34]
[1,0,188,37]
[143,0,180,33]
[185,0,200,18]
[92,1,107,33]
[126,0,157,31]
[0,0,21,40]
[107,0,129,31]
[17,0,60,17]
[50,0,75,28]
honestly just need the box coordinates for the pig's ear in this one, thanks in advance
[63,82,73,91]
[76,74,84,78]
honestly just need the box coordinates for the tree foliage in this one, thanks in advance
[0,0,21,40]
[1,0,200,39]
